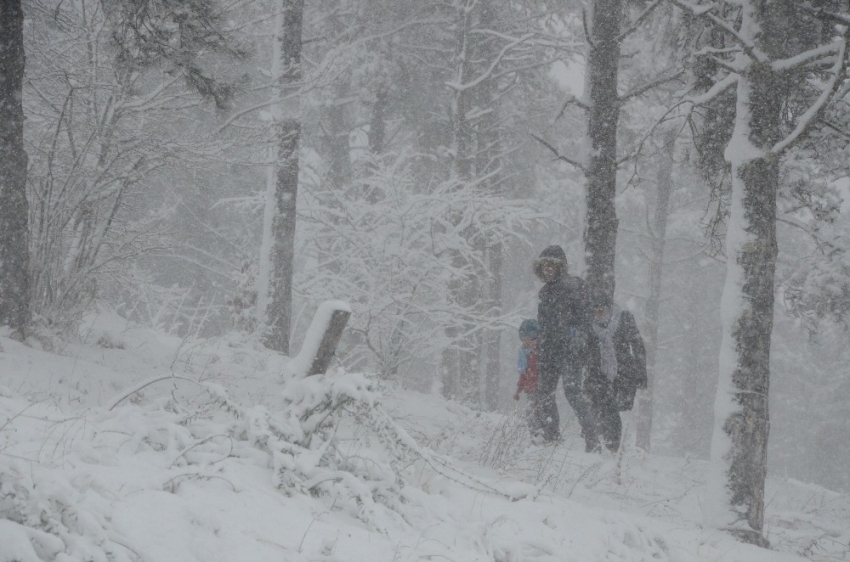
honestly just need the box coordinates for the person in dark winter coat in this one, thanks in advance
[532,245,596,446]
[584,291,648,452]
[513,319,544,438]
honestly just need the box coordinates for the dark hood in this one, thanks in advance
[533,245,568,282]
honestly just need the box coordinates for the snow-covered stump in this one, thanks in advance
[286,300,351,377]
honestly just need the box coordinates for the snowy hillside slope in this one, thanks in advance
[0,312,847,562]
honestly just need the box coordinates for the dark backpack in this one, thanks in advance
[612,311,647,411]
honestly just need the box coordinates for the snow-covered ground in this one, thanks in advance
[1,312,847,562]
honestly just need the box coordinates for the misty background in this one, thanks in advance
[12,0,850,495]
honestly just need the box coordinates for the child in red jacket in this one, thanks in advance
[514,319,544,439]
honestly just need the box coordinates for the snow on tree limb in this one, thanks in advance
[771,41,843,73]
[772,40,846,156]
[686,72,739,106]
[444,33,535,92]
[666,0,768,63]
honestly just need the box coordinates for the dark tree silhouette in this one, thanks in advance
[0,0,29,336]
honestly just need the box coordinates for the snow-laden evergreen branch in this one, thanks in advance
[667,0,768,63]
[772,39,846,155]
[620,74,737,174]
[685,72,739,106]
[772,41,843,73]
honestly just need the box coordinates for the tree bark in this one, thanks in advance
[307,309,351,376]
[583,0,622,303]
[636,128,676,451]
[708,32,781,546]
[0,0,30,336]
[667,0,849,545]
[262,0,305,354]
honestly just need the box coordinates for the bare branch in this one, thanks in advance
[582,7,594,48]
[555,94,588,122]
[777,217,843,256]
[619,75,736,172]
[109,375,203,411]
[119,74,183,114]
[618,0,664,42]
[619,69,685,104]
[489,55,564,83]
[820,119,850,140]
[797,3,850,26]
[530,134,587,172]
[217,89,301,132]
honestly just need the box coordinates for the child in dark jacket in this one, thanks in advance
[514,319,545,439]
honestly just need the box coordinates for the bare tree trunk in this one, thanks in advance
[636,128,675,451]
[0,0,29,336]
[261,0,305,354]
[583,0,622,302]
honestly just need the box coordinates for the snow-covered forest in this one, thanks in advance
[1,0,850,559]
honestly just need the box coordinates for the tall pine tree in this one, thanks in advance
[669,0,849,545]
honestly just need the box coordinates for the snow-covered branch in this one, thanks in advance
[772,41,843,73]
[667,0,768,63]
[686,72,739,106]
[445,33,535,92]
[772,39,846,155]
